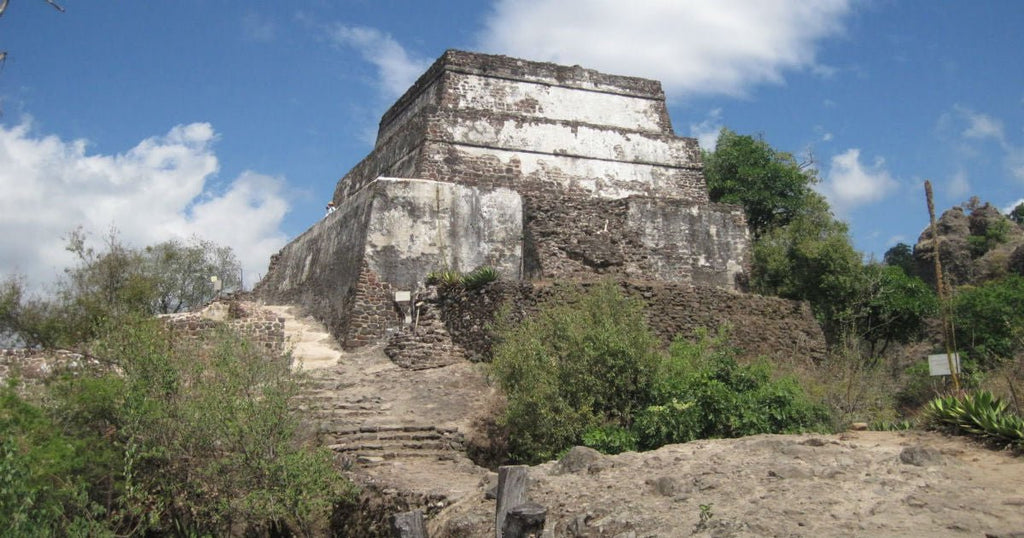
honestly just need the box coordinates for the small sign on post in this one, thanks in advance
[928,353,961,376]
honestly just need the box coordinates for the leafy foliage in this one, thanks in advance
[750,195,863,339]
[0,231,354,535]
[1010,202,1024,226]
[954,275,1024,368]
[491,285,830,463]
[703,128,820,238]
[2,319,354,536]
[1,230,242,347]
[842,265,938,358]
[144,237,242,313]
[461,266,500,290]
[883,242,916,276]
[427,266,501,290]
[633,331,830,449]
[490,282,660,463]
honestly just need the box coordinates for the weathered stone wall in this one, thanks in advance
[521,194,749,288]
[436,280,825,363]
[255,186,376,340]
[337,50,707,205]
[0,348,107,386]
[258,178,523,348]
[162,300,287,354]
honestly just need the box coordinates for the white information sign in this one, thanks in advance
[394,291,412,302]
[928,353,961,376]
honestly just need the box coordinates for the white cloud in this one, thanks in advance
[0,120,289,292]
[947,106,1024,183]
[817,148,898,213]
[688,108,723,151]
[1003,198,1024,214]
[477,0,853,97]
[959,108,1005,141]
[327,25,431,98]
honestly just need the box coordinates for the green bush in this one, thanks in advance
[1,317,355,536]
[0,383,112,537]
[491,285,831,463]
[490,282,660,463]
[582,425,639,455]
[634,332,830,449]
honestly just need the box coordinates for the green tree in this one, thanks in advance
[144,237,242,313]
[845,265,938,359]
[954,275,1024,368]
[703,128,820,238]
[883,242,916,276]
[1,230,242,347]
[1010,202,1024,225]
[750,195,863,339]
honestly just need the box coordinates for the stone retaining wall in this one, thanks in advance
[435,280,826,363]
[161,300,287,354]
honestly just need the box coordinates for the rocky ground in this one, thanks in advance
[276,306,1024,537]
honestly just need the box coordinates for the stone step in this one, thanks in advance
[324,424,455,436]
[327,440,449,453]
[323,431,446,444]
[332,448,460,463]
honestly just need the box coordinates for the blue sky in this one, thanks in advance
[1,0,1022,290]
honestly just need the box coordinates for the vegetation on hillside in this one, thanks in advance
[0,233,354,536]
[490,283,830,464]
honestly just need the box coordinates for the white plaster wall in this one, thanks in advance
[446,145,705,201]
[450,74,666,133]
[364,178,522,289]
[448,118,694,166]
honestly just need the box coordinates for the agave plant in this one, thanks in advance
[461,266,500,290]
[925,391,1024,446]
[426,269,464,287]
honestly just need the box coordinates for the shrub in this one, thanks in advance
[490,282,660,463]
[581,425,639,455]
[1,317,355,536]
[634,332,830,449]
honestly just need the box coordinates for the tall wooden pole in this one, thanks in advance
[925,180,960,391]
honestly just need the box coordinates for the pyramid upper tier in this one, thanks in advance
[332,50,707,204]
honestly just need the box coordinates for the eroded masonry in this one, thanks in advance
[255,50,825,360]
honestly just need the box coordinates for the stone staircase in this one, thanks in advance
[266,304,482,469]
[296,375,468,466]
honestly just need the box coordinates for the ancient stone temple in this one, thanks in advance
[255,50,822,359]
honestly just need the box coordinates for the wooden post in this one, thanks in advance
[924,180,961,392]
[391,510,428,538]
[502,501,547,537]
[495,465,529,538]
